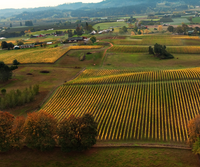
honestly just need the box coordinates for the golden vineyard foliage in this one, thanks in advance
[68,68,200,85]
[0,45,103,64]
[41,68,200,142]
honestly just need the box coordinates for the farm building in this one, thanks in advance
[68,37,87,42]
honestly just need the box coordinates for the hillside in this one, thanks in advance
[1,0,200,19]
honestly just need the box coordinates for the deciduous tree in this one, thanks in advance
[11,116,25,149]
[188,115,200,146]
[24,111,57,151]
[0,111,14,152]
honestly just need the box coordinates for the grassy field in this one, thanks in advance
[0,147,199,167]
[0,66,80,117]
[192,17,200,23]
[168,18,190,25]
[55,48,105,68]
[93,22,128,30]
[104,53,200,70]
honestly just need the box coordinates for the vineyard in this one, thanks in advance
[0,45,103,64]
[110,45,200,54]
[41,68,200,142]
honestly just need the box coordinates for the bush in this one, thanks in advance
[13,59,20,65]
[90,36,96,43]
[24,111,57,151]
[79,53,86,61]
[1,89,6,95]
[192,137,200,155]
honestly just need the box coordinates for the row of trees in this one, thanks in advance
[0,85,39,110]
[0,111,98,152]
[68,22,94,37]
[1,41,14,50]
[167,23,199,34]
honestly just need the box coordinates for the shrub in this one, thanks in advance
[192,137,200,155]
[79,53,86,61]
[90,36,96,43]
[24,111,57,151]
[0,111,14,152]
[1,89,6,95]
[13,59,20,65]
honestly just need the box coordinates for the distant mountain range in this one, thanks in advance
[0,0,199,19]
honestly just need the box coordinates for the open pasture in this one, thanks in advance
[104,52,200,70]
[55,48,105,67]
[41,68,200,142]
[168,18,190,25]
[0,45,103,64]
[93,22,128,30]
[110,45,200,54]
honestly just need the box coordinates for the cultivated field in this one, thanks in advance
[0,45,103,64]
[41,68,200,142]
[93,22,128,30]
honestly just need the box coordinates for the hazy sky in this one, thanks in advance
[0,0,102,9]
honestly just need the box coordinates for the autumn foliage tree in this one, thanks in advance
[11,116,25,149]
[24,111,57,151]
[188,115,200,146]
[57,113,98,152]
[0,111,14,152]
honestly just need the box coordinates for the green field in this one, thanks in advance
[0,147,199,167]
[192,17,200,23]
[104,53,200,70]
[93,22,128,30]
[167,18,190,25]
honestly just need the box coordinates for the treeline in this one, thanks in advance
[0,61,18,82]
[11,10,70,20]
[0,85,39,110]
[0,31,25,38]
[71,3,156,17]
[0,111,98,152]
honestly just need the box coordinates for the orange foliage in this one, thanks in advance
[131,31,135,35]
[11,116,25,149]
[158,25,163,31]
[188,115,200,145]
[24,110,57,151]
[0,111,14,152]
